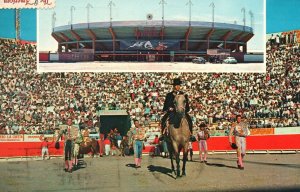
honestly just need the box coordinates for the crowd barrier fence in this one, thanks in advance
[1,134,299,158]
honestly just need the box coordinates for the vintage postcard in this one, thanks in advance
[1,0,300,191]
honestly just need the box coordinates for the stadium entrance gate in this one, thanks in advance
[99,110,131,136]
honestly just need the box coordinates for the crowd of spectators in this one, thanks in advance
[0,37,299,135]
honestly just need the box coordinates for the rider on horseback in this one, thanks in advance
[161,78,193,139]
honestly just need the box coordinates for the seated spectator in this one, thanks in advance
[19,128,26,134]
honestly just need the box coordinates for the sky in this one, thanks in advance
[39,0,264,52]
[267,0,300,33]
[0,9,36,41]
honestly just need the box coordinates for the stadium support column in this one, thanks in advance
[51,33,64,53]
[185,27,192,53]
[233,32,244,52]
[86,29,96,52]
[241,33,254,53]
[135,28,140,40]
[109,27,116,61]
[160,27,165,61]
[59,32,71,52]
[206,28,215,50]
[135,28,140,61]
[70,30,82,50]
[58,44,62,53]
[221,30,232,49]
[243,44,247,53]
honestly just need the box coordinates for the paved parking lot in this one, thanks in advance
[0,153,299,192]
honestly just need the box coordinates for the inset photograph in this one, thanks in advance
[38,0,265,72]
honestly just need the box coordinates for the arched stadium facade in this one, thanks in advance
[51,20,254,62]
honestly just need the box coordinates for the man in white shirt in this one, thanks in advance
[229,115,250,170]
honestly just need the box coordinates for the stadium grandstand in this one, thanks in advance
[1,30,300,137]
[1,29,300,156]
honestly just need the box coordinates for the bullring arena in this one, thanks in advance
[1,35,300,191]
[1,154,300,191]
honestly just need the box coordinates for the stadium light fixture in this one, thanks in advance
[159,0,167,28]
[241,7,246,31]
[209,2,215,28]
[186,0,193,27]
[70,6,75,28]
[249,10,254,33]
[52,11,56,32]
[86,3,93,28]
[15,9,20,40]
[108,0,115,27]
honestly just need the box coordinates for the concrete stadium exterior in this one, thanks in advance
[51,20,254,61]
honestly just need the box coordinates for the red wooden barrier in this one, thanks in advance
[192,134,300,151]
[0,135,299,158]
[0,141,64,157]
[39,52,49,62]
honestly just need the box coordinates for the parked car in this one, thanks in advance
[192,57,206,64]
[223,57,237,64]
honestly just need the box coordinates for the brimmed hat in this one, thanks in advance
[173,78,182,86]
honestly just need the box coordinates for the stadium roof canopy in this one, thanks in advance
[52,20,254,52]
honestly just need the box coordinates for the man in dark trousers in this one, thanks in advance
[161,78,193,138]
[55,117,80,173]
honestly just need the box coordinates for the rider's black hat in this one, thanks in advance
[173,78,182,86]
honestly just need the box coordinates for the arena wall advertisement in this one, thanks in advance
[120,40,180,51]
[0,134,56,142]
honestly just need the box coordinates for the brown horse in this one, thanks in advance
[166,94,190,178]
[75,138,99,160]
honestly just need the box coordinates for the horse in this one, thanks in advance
[79,138,99,157]
[73,138,99,169]
[166,94,190,178]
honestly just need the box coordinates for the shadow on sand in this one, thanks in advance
[205,162,238,169]
[125,163,137,169]
[147,165,176,179]
[73,159,87,172]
